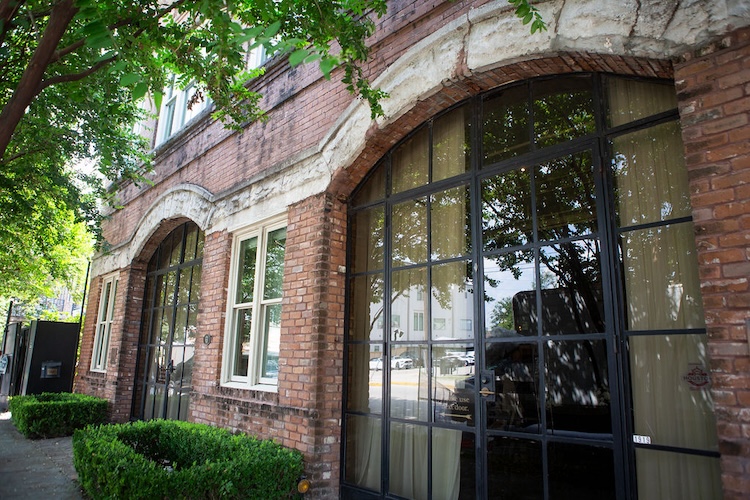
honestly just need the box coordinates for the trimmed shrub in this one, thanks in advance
[8,392,108,439]
[73,420,305,499]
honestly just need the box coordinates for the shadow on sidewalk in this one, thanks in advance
[0,412,83,499]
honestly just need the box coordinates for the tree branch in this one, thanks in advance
[40,55,117,90]
[0,0,27,47]
[0,0,78,161]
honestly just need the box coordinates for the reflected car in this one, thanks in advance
[391,355,414,370]
[369,357,384,371]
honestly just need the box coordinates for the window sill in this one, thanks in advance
[221,380,278,394]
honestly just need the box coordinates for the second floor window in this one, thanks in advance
[92,274,118,372]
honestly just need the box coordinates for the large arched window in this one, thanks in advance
[343,74,721,499]
[133,221,203,421]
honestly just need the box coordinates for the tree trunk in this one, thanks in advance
[0,0,78,162]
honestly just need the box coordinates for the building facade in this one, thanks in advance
[74,1,750,498]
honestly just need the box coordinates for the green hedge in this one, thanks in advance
[8,392,108,439]
[73,420,305,499]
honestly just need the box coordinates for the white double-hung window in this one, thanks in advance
[92,273,118,372]
[224,217,286,389]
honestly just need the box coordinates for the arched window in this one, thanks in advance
[343,74,721,499]
[133,221,203,421]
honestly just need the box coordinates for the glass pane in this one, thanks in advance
[349,274,385,341]
[389,423,428,498]
[196,229,205,258]
[236,237,258,304]
[233,308,252,377]
[100,281,112,321]
[391,267,427,342]
[485,342,540,431]
[634,448,722,500]
[392,197,428,266]
[160,307,173,345]
[261,303,282,380]
[345,415,381,492]
[185,305,197,345]
[482,168,533,250]
[431,428,470,500]
[487,437,543,499]
[483,85,530,165]
[351,206,384,273]
[177,268,191,305]
[431,185,471,260]
[169,229,183,266]
[158,232,173,269]
[433,104,471,182]
[630,334,718,451]
[605,76,677,128]
[536,151,597,240]
[613,121,692,227]
[173,305,188,343]
[484,252,536,338]
[540,241,605,335]
[548,442,615,499]
[165,271,177,306]
[622,222,705,330]
[545,339,611,434]
[390,344,428,421]
[347,344,383,414]
[190,264,202,303]
[352,163,386,206]
[434,343,474,428]
[533,76,595,148]
[392,127,429,194]
[431,261,474,340]
[263,228,286,300]
[184,223,198,261]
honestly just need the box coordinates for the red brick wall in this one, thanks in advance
[675,26,750,500]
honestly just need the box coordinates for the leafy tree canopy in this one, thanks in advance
[0,0,543,306]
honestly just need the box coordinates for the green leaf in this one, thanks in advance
[288,49,309,67]
[132,82,149,101]
[120,73,141,86]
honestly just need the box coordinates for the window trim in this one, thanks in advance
[91,273,118,373]
[222,214,287,391]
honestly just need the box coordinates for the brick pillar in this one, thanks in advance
[675,26,750,499]
[282,192,347,498]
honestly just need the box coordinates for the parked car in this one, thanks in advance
[369,357,384,370]
[391,355,414,370]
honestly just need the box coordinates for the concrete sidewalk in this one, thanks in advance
[0,412,83,499]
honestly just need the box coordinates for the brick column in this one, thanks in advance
[675,26,750,499]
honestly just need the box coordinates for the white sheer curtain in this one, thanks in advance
[612,83,721,499]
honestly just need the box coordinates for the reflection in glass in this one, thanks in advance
[263,228,286,300]
[485,343,539,431]
[630,334,717,451]
[548,442,615,499]
[483,253,535,338]
[487,437,543,499]
[613,121,691,227]
[392,198,428,267]
[482,168,532,250]
[634,448,722,500]
[261,304,281,381]
[622,222,705,330]
[236,237,257,303]
[347,343,383,414]
[433,343,474,428]
[190,264,202,302]
[533,76,595,148]
[605,76,677,128]
[391,268,427,342]
[351,206,385,273]
[545,340,611,434]
[431,261,473,341]
[392,128,429,194]
[349,274,384,341]
[536,151,597,240]
[345,414,381,492]
[390,344,428,421]
[433,105,471,182]
[233,309,252,377]
[432,185,471,260]
[539,242,604,335]
[483,85,530,165]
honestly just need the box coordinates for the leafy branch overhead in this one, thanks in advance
[0,0,544,301]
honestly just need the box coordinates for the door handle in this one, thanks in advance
[479,388,494,397]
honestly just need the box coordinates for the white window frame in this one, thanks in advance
[155,76,211,146]
[91,273,118,372]
[222,215,287,390]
